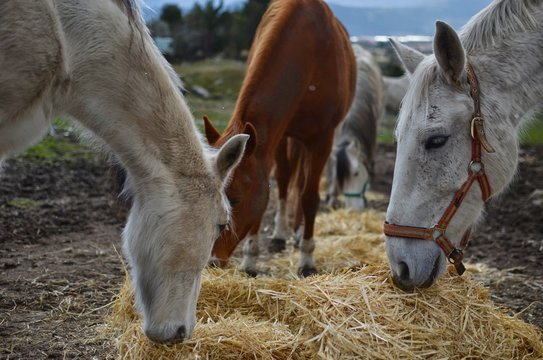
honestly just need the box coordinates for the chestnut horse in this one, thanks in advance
[204,0,356,276]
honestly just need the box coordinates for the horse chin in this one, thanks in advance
[144,318,196,344]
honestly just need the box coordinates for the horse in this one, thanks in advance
[382,74,409,114]
[383,0,542,291]
[203,0,356,277]
[0,1,249,343]
[326,44,384,211]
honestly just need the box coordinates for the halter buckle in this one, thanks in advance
[471,117,496,153]
[447,248,466,275]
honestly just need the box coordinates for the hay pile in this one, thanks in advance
[103,209,543,359]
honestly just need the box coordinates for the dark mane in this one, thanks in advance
[335,142,350,190]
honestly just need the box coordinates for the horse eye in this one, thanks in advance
[425,135,450,150]
[353,171,359,177]
[218,224,229,233]
[228,197,240,207]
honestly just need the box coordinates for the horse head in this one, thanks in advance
[384,21,513,291]
[123,133,249,342]
[335,138,371,211]
[202,116,264,265]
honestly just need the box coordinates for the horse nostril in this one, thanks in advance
[175,325,186,340]
[398,261,410,282]
[392,261,415,292]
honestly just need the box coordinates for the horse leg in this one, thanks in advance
[240,224,262,277]
[298,135,334,277]
[269,138,290,253]
[292,145,306,249]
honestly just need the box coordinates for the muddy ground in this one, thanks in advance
[1,139,541,359]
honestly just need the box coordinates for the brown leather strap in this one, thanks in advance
[467,64,481,118]
[383,223,433,240]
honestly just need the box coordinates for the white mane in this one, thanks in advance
[460,0,538,54]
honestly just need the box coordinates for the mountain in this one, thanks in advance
[142,0,493,36]
[328,0,493,36]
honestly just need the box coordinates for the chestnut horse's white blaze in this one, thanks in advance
[385,0,542,291]
[0,0,248,343]
[326,44,384,211]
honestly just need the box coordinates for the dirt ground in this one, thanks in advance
[1,140,541,359]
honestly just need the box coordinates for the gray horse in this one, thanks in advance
[327,44,385,211]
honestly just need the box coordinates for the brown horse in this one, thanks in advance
[204,0,356,276]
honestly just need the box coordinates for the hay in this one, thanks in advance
[103,209,543,359]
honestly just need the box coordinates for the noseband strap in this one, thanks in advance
[344,181,369,206]
[383,64,495,276]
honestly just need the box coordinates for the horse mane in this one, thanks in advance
[113,0,140,21]
[227,0,300,135]
[224,0,327,139]
[397,0,539,138]
[460,0,538,54]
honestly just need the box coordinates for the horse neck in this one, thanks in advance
[58,1,208,181]
[467,8,543,131]
[462,5,542,194]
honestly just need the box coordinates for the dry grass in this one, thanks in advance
[102,209,543,359]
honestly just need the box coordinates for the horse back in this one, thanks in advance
[233,0,356,144]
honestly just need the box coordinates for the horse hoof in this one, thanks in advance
[268,238,286,253]
[298,267,317,277]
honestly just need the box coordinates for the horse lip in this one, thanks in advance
[392,275,415,292]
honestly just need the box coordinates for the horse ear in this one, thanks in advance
[389,38,425,75]
[203,115,221,145]
[215,134,249,180]
[434,21,466,84]
[242,122,257,158]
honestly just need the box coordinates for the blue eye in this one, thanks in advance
[425,135,450,150]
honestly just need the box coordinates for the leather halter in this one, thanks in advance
[383,63,495,276]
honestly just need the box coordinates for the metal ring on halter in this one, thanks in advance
[469,161,483,173]
[430,226,445,241]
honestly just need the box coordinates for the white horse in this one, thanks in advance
[0,1,248,343]
[384,0,542,291]
[326,44,384,211]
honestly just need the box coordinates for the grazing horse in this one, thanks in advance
[0,1,248,343]
[204,0,356,276]
[383,0,542,291]
[326,44,384,211]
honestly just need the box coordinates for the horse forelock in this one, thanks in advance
[335,142,350,190]
[460,0,539,54]
[395,58,438,140]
